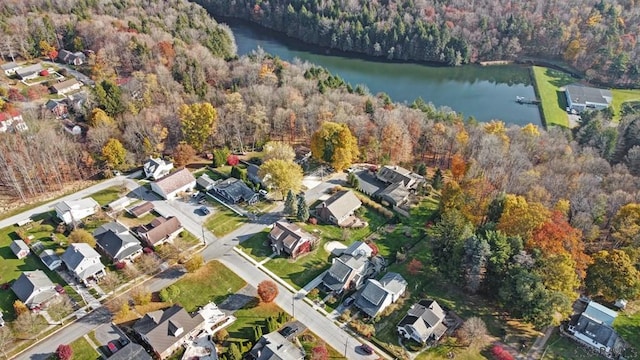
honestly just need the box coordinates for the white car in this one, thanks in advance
[259,189,268,196]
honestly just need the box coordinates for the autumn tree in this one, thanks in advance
[450,154,467,181]
[263,141,295,162]
[259,159,303,199]
[497,195,550,241]
[257,280,279,303]
[311,344,329,360]
[100,271,119,294]
[13,312,41,339]
[173,142,196,167]
[185,254,204,272]
[179,102,217,152]
[13,300,28,316]
[68,229,96,247]
[102,138,127,169]
[609,203,640,248]
[585,250,640,302]
[39,40,58,61]
[56,344,73,360]
[131,286,152,305]
[88,108,115,128]
[406,259,424,275]
[310,121,359,171]
[458,317,489,348]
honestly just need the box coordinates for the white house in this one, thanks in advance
[0,110,27,133]
[107,196,132,212]
[143,157,174,180]
[51,79,81,95]
[150,168,196,200]
[397,299,448,344]
[1,62,22,76]
[354,272,407,317]
[60,243,106,285]
[15,63,43,80]
[565,84,613,113]
[567,301,621,356]
[10,240,30,259]
[54,198,100,225]
[11,270,58,310]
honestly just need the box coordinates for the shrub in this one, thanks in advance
[213,329,229,344]
[115,261,126,270]
[308,217,318,225]
[491,345,514,360]
[257,280,279,303]
[311,345,329,360]
[227,154,240,166]
[185,254,204,272]
[56,344,73,360]
[143,247,153,254]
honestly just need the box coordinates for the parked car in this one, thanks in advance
[279,326,298,337]
[200,206,210,215]
[107,341,119,354]
[54,284,66,294]
[359,344,373,355]
[343,297,355,307]
[258,189,268,196]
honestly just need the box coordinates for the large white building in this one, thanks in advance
[54,198,100,225]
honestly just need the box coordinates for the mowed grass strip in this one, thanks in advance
[90,186,126,206]
[69,336,100,360]
[531,66,575,128]
[171,260,246,312]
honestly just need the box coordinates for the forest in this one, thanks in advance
[195,0,640,87]
[0,0,639,333]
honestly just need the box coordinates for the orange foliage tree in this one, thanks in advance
[407,259,424,275]
[450,154,466,181]
[257,280,279,303]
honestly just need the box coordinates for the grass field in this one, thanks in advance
[171,260,246,312]
[90,186,126,206]
[204,205,247,237]
[540,330,602,360]
[531,66,575,127]
[611,88,640,122]
[613,301,640,360]
[69,336,100,360]
[225,301,283,344]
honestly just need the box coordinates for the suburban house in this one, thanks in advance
[397,299,448,344]
[135,216,183,247]
[354,272,407,317]
[268,220,318,259]
[567,301,622,356]
[151,168,196,200]
[133,305,205,359]
[10,240,30,259]
[321,241,374,293]
[108,343,152,360]
[378,182,411,207]
[249,330,306,360]
[94,222,143,262]
[127,201,154,218]
[0,110,28,133]
[57,49,87,66]
[61,243,106,285]
[209,177,258,205]
[16,63,43,80]
[1,61,22,76]
[39,249,62,271]
[106,196,132,212]
[54,198,100,225]
[247,164,264,186]
[565,84,613,113]
[45,99,68,118]
[315,190,362,227]
[196,173,216,191]
[50,79,81,95]
[11,270,58,310]
[143,157,174,180]
[376,165,424,190]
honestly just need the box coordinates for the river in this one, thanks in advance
[226,19,542,126]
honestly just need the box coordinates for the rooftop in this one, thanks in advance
[565,84,613,106]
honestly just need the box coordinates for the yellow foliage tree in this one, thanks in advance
[102,138,127,169]
[310,121,359,171]
[483,120,509,144]
[178,102,217,152]
[89,108,115,127]
[610,203,640,247]
[521,123,540,137]
[259,159,304,199]
[497,194,550,240]
[563,39,582,61]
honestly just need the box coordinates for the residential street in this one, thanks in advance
[12,170,383,359]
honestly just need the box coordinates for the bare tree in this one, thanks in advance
[458,317,489,348]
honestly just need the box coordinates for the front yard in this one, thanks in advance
[90,186,128,206]
[531,66,574,128]
[204,204,247,237]
[68,336,101,360]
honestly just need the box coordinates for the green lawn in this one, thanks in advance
[531,66,575,127]
[171,260,246,312]
[415,337,485,360]
[541,330,602,360]
[611,88,640,122]
[204,205,247,237]
[613,303,640,360]
[225,301,283,344]
[69,336,100,360]
[238,230,273,260]
[90,186,127,206]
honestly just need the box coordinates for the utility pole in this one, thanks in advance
[292,295,295,318]
[344,337,348,357]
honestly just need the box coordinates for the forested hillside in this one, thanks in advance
[0,0,639,332]
[195,0,640,87]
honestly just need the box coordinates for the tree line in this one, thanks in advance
[194,0,640,87]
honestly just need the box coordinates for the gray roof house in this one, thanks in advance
[378,182,411,207]
[61,243,106,285]
[10,240,30,259]
[50,79,81,95]
[565,84,613,113]
[54,198,100,225]
[196,173,216,191]
[133,305,204,359]
[1,61,22,76]
[567,301,621,356]
[210,177,258,205]
[354,272,407,317]
[39,249,62,271]
[247,164,264,185]
[94,222,142,262]
[397,299,448,344]
[108,342,152,360]
[249,330,305,360]
[321,241,373,293]
[376,165,424,189]
[143,157,173,180]
[16,63,43,80]
[315,190,362,227]
[11,270,58,310]
[57,49,86,66]
[268,221,318,259]
[150,168,196,200]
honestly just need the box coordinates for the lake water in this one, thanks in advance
[226,19,542,126]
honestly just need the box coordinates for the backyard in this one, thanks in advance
[613,300,640,360]
[540,330,602,360]
[611,88,640,122]
[531,66,574,127]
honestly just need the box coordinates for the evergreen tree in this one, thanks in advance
[297,194,310,222]
[432,168,444,190]
[227,343,241,360]
[284,190,297,216]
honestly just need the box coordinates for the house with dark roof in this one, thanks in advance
[57,49,86,66]
[10,240,30,259]
[54,198,99,225]
[127,201,154,218]
[247,164,265,185]
[61,243,106,285]
[321,241,374,293]
[45,99,68,118]
[50,79,81,95]
[133,305,205,359]
[11,270,58,310]
[565,84,612,113]
[135,216,183,247]
[39,249,62,271]
[151,168,196,200]
[249,330,305,360]
[210,177,258,205]
[397,299,447,344]
[354,272,407,317]
[16,63,43,80]
[108,342,152,360]
[378,182,410,207]
[567,301,622,356]
[143,157,174,180]
[315,190,362,227]
[196,173,216,191]
[268,221,318,259]
[376,165,424,189]
[1,61,22,76]
[94,222,142,262]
